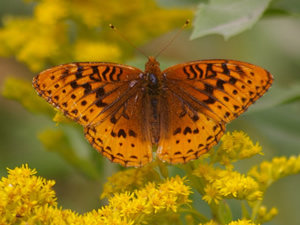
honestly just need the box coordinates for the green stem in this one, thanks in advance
[251,200,262,221]
[180,162,205,195]
[179,208,209,223]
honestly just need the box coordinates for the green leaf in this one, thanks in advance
[191,0,272,40]
[270,0,300,14]
[279,95,300,105]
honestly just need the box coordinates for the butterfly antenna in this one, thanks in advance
[109,24,148,59]
[155,19,190,59]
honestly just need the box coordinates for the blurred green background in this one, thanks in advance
[0,0,299,224]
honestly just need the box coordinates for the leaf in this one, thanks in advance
[278,95,300,105]
[191,0,272,40]
[270,0,300,14]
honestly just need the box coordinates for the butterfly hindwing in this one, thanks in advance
[157,88,225,164]
[84,87,153,167]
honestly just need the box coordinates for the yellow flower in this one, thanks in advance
[227,219,257,225]
[194,163,221,183]
[101,164,161,199]
[0,165,57,224]
[215,171,262,201]
[98,176,192,223]
[73,40,121,62]
[199,220,219,225]
[34,0,68,25]
[0,0,192,72]
[199,220,257,225]
[0,166,192,224]
[248,155,300,191]
[194,164,262,205]
[256,206,278,224]
[216,131,263,168]
[202,184,222,205]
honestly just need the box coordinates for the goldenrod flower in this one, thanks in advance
[202,183,222,205]
[0,165,191,224]
[98,176,192,224]
[227,219,257,225]
[0,0,192,72]
[74,40,121,62]
[248,155,300,191]
[34,0,68,25]
[199,219,257,225]
[215,131,263,168]
[0,165,56,224]
[195,164,262,205]
[256,206,278,224]
[199,220,219,225]
[101,164,161,199]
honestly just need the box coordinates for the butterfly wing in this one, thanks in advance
[157,59,273,164]
[33,62,152,167]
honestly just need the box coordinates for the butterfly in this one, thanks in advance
[33,56,273,167]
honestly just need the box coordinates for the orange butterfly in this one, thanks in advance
[33,55,273,167]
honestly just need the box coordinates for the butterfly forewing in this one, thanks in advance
[33,62,142,126]
[163,60,273,123]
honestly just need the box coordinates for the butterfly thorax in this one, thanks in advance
[144,56,162,94]
[144,56,164,144]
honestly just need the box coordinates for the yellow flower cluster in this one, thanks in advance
[0,0,192,72]
[194,164,262,205]
[101,164,161,199]
[214,131,263,168]
[95,176,192,224]
[0,164,56,224]
[189,131,264,205]
[248,155,300,191]
[200,219,258,225]
[2,131,293,224]
[256,206,278,224]
[0,165,191,224]
[187,131,297,224]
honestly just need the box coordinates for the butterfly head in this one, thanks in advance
[145,56,161,76]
